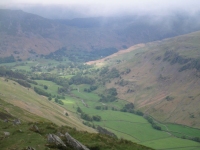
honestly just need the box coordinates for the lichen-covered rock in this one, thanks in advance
[47,134,66,147]
[65,132,89,150]
[4,132,10,136]
[31,124,39,132]
[26,146,35,150]
[13,118,21,125]
[57,132,64,137]
[4,119,9,123]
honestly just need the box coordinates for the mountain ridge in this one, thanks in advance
[1,9,200,60]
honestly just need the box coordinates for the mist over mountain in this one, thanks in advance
[1,8,200,60]
[1,2,200,150]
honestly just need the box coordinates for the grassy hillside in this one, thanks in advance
[0,77,94,132]
[88,31,200,128]
[0,99,153,150]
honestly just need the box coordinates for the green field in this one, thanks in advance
[160,123,200,138]
[34,80,61,96]
[142,137,200,150]
[64,87,200,149]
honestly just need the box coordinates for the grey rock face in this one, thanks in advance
[65,132,89,150]
[4,119,9,123]
[47,134,66,147]
[26,146,35,150]
[31,125,39,132]
[13,118,21,125]
[4,132,10,136]
[57,132,64,137]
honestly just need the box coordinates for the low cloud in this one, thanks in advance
[1,0,200,19]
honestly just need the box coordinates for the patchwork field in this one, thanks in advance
[68,86,200,149]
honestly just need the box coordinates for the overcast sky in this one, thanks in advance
[1,0,200,18]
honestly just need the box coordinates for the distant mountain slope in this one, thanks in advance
[1,9,200,60]
[89,31,200,128]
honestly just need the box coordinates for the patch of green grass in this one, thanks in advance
[34,80,61,96]
[141,137,200,150]
[14,65,31,71]
[95,120,169,142]
[71,85,100,101]
[62,96,79,112]
[162,123,200,138]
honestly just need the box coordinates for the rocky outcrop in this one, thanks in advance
[65,132,89,150]
[4,132,10,136]
[13,118,21,125]
[47,134,66,147]
[47,132,89,150]
[31,125,39,132]
[26,146,35,150]
[57,132,64,137]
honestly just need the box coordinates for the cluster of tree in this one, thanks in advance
[127,89,134,93]
[55,98,64,105]
[31,73,69,88]
[84,85,98,92]
[58,87,69,94]
[69,74,95,85]
[120,103,144,116]
[77,107,82,113]
[45,47,118,62]
[82,121,96,129]
[95,105,108,110]
[0,55,15,63]
[145,116,161,130]
[99,95,117,103]
[189,137,200,143]
[56,62,91,71]
[121,103,134,113]
[115,79,129,86]
[107,88,118,96]
[34,87,51,97]
[97,126,117,138]
[107,68,120,79]
[26,79,38,85]
[43,85,48,90]
[99,67,109,76]
[135,110,144,116]
[0,66,26,80]
[81,113,93,121]
[77,107,101,122]
[48,95,65,101]
[92,115,102,121]
[99,67,120,79]
[99,88,118,102]
[111,107,118,111]
[165,96,174,101]
[14,79,31,88]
